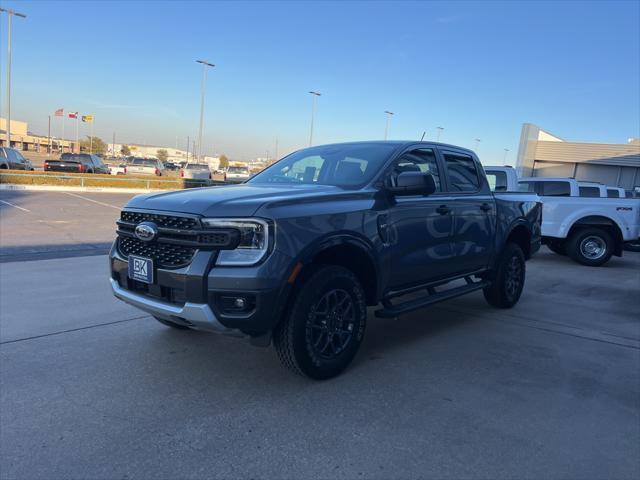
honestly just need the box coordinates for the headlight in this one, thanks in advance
[201,218,270,266]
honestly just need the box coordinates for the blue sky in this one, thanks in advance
[1,0,638,162]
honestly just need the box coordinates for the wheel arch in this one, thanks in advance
[568,215,624,256]
[503,221,533,259]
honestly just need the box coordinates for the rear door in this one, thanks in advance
[384,147,456,289]
[439,149,495,273]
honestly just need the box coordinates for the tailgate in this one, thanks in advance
[47,161,80,172]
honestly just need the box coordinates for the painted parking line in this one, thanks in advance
[61,192,121,210]
[0,199,31,213]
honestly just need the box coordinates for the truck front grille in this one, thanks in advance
[120,211,200,230]
[118,236,195,268]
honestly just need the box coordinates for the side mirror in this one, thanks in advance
[388,171,436,196]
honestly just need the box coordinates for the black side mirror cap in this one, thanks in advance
[388,171,436,196]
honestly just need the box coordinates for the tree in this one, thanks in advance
[120,144,131,156]
[219,154,229,169]
[79,136,107,155]
[157,149,169,162]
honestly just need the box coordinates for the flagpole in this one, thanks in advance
[75,116,79,153]
[90,120,93,154]
[62,115,65,153]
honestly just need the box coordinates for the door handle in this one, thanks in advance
[436,205,451,215]
[480,203,492,212]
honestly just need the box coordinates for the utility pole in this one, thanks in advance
[436,126,444,142]
[112,132,116,157]
[503,148,510,164]
[474,138,481,150]
[196,60,215,161]
[186,135,190,163]
[274,137,278,162]
[48,116,51,154]
[308,91,321,146]
[384,111,394,140]
[0,8,27,148]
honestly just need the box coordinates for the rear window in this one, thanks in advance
[131,158,156,166]
[579,186,601,197]
[186,163,209,169]
[442,153,480,192]
[228,166,249,173]
[539,181,571,196]
[60,153,90,163]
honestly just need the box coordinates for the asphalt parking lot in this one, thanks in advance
[1,190,639,479]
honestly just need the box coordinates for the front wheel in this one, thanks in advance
[567,228,613,266]
[483,242,526,309]
[273,265,367,380]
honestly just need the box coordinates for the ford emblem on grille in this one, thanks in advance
[134,222,158,242]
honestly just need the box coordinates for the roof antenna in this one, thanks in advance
[420,131,426,141]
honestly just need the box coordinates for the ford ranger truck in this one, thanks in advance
[110,142,542,379]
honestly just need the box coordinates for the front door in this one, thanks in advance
[384,148,456,290]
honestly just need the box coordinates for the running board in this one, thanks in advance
[375,278,490,318]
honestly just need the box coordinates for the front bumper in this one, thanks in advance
[110,278,242,336]
[109,242,294,336]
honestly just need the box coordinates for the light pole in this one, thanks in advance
[196,60,215,161]
[0,7,27,148]
[503,148,510,164]
[308,91,321,146]
[436,126,444,142]
[474,138,481,150]
[384,111,394,140]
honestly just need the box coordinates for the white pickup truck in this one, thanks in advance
[485,166,640,266]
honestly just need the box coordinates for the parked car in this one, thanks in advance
[180,163,212,180]
[125,157,165,176]
[578,182,607,197]
[164,162,179,171]
[110,141,542,379]
[485,166,640,266]
[225,165,251,183]
[607,186,627,198]
[0,147,33,170]
[44,153,110,174]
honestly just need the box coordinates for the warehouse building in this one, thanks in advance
[516,123,640,190]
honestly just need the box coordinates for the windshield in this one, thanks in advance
[249,143,397,187]
[228,166,249,174]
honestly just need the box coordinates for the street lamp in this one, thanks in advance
[308,91,321,146]
[474,138,481,150]
[436,126,444,142]
[0,7,27,148]
[384,111,394,140]
[196,59,215,161]
[503,148,510,164]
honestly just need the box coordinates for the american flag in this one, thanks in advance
[68,112,78,119]
[54,108,64,116]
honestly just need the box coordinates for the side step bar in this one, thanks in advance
[375,277,490,318]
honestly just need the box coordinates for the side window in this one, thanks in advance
[540,181,571,196]
[442,153,480,192]
[486,171,508,192]
[6,149,17,162]
[518,181,537,193]
[579,186,601,197]
[607,189,620,198]
[389,149,441,192]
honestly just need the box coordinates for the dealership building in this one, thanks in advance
[516,123,640,190]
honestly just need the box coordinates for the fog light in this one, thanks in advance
[234,297,246,309]
[215,293,256,315]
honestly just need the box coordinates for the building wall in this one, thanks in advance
[0,118,28,136]
[517,123,640,189]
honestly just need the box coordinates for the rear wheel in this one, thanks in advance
[153,316,191,330]
[567,227,613,266]
[483,242,526,309]
[274,265,367,380]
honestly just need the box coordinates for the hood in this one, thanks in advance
[125,183,348,217]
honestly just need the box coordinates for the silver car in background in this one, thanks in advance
[225,165,251,183]
[180,163,211,180]
[125,157,165,176]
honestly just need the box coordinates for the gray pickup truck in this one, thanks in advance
[110,141,542,379]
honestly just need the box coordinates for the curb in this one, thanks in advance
[0,184,162,194]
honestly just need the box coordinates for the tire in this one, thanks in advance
[153,315,191,330]
[567,227,613,267]
[273,265,367,380]
[483,242,526,309]
[546,241,567,256]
